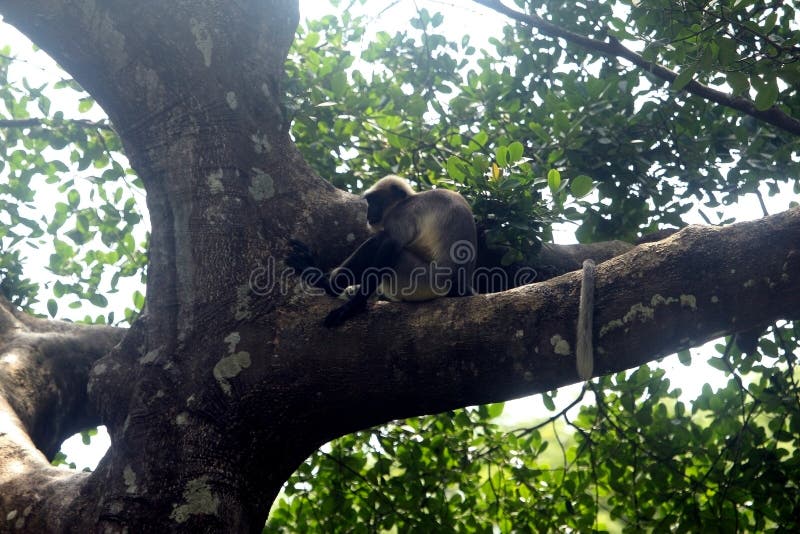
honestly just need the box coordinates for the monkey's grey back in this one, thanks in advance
[380,188,476,300]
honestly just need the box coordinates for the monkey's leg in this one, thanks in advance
[329,234,384,294]
[324,235,403,328]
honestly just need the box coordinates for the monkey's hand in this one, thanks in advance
[323,298,367,328]
[286,239,337,297]
[287,239,339,297]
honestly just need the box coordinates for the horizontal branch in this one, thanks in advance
[279,207,800,441]
[473,0,800,136]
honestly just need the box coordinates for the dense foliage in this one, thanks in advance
[1,0,799,531]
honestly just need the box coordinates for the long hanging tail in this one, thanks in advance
[576,259,596,380]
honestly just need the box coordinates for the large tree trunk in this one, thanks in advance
[0,0,798,531]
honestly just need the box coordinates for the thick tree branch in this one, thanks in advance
[0,297,124,458]
[473,0,800,136]
[278,207,800,441]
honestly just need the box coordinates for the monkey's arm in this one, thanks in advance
[329,234,384,291]
[324,232,403,328]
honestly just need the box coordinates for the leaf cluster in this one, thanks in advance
[0,45,146,323]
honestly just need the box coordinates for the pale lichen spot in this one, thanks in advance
[730,269,736,274]
[346,233,356,243]
[203,205,226,224]
[598,318,624,338]
[514,329,524,339]
[623,303,654,325]
[743,279,755,288]
[123,465,138,494]
[6,510,17,521]
[224,332,241,353]
[781,273,789,282]
[679,294,697,310]
[710,295,719,304]
[550,334,571,356]
[261,82,271,98]
[189,18,213,67]
[170,476,220,523]
[213,351,252,396]
[250,132,272,154]
[249,169,275,201]
[225,91,238,110]
[138,348,160,365]
[206,169,224,194]
[650,294,677,307]
[234,284,253,321]
[175,412,189,426]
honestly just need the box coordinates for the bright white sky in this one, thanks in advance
[1,0,797,469]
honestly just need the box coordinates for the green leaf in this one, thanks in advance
[486,402,504,418]
[446,156,466,182]
[726,71,749,95]
[547,169,561,194]
[78,97,94,113]
[47,299,58,317]
[89,294,109,307]
[707,357,729,372]
[671,65,697,91]
[133,290,145,310]
[507,141,524,163]
[495,146,508,167]
[570,174,593,198]
[754,80,778,111]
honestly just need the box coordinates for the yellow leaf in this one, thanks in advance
[491,162,500,180]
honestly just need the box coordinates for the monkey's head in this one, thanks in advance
[363,175,415,231]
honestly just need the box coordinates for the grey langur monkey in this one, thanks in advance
[289,175,477,327]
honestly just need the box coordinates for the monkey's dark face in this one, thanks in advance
[365,185,408,227]
[365,196,385,225]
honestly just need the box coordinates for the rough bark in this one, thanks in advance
[0,0,798,532]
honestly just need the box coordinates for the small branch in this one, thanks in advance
[472,0,800,136]
[0,117,115,131]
